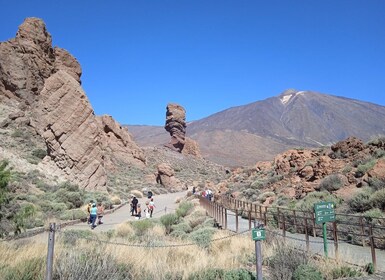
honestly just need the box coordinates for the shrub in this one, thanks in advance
[176,201,194,218]
[59,209,88,220]
[355,159,376,177]
[268,242,308,280]
[188,227,216,249]
[160,213,179,234]
[130,219,154,237]
[297,191,341,213]
[370,189,385,210]
[224,268,255,279]
[257,191,275,203]
[130,190,143,198]
[293,264,323,280]
[60,229,94,246]
[2,257,44,280]
[188,268,224,280]
[363,208,384,224]
[171,222,192,233]
[348,189,373,212]
[31,148,47,159]
[368,178,385,191]
[53,247,133,279]
[331,266,362,278]
[319,174,343,192]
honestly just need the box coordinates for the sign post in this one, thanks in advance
[252,220,265,280]
[314,202,336,257]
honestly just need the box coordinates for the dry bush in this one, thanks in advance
[115,222,135,238]
[130,190,143,198]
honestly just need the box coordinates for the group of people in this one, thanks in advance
[130,195,155,219]
[86,201,104,229]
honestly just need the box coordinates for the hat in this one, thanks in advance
[92,203,96,207]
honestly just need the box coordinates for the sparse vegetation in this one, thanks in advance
[319,174,343,192]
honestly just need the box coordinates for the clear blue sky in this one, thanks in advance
[1,0,385,125]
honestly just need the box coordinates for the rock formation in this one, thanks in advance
[156,163,181,191]
[1,17,145,190]
[165,103,186,152]
[164,103,201,157]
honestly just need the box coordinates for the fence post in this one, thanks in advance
[369,224,377,271]
[312,214,316,237]
[45,223,56,280]
[263,208,267,226]
[248,210,252,230]
[333,221,339,260]
[282,211,286,238]
[225,208,228,230]
[293,210,298,233]
[235,209,239,233]
[360,216,366,247]
[277,208,281,229]
[304,217,310,253]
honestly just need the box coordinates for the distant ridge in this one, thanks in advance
[126,90,385,166]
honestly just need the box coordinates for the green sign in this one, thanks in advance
[314,201,336,224]
[252,228,266,241]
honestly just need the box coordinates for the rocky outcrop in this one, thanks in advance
[0,17,55,104]
[164,103,201,157]
[330,136,365,158]
[156,163,181,190]
[165,103,186,152]
[2,18,146,190]
[96,115,146,165]
[31,70,106,190]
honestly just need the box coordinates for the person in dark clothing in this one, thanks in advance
[131,196,138,216]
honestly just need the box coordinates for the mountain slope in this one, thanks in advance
[128,90,385,166]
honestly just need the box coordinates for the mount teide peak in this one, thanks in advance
[128,90,385,166]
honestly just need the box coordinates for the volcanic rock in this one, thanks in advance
[1,17,146,190]
[156,163,181,190]
[165,103,186,152]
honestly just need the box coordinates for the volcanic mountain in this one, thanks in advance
[127,90,385,166]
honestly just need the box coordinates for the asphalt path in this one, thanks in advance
[225,209,385,272]
[63,190,188,233]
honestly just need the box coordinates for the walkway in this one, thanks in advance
[224,209,385,272]
[64,190,187,232]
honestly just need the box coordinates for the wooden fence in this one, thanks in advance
[198,194,385,270]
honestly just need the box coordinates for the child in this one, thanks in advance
[136,204,142,219]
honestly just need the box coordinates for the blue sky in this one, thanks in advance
[1,0,385,125]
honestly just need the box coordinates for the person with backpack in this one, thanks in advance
[89,203,98,229]
[86,200,93,224]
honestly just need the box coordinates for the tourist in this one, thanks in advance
[148,198,155,218]
[90,203,97,229]
[97,202,104,224]
[131,196,138,216]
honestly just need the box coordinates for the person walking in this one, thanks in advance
[136,204,142,219]
[131,196,138,216]
[89,203,97,229]
[97,202,104,225]
[86,200,93,224]
[148,198,155,218]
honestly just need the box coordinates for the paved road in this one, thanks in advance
[224,210,385,272]
[64,190,187,233]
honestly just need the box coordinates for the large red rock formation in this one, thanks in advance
[164,103,201,157]
[1,17,145,190]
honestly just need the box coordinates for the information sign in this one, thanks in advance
[314,201,336,224]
